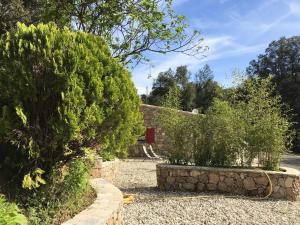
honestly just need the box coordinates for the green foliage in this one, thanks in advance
[157,87,201,165]
[247,36,300,152]
[0,195,28,225]
[22,158,93,225]
[0,23,143,187]
[0,0,30,35]
[0,0,205,65]
[158,75,292,170]
[202,100,246,167]
[235,76,293,170]
[147,64,224,112]
[22,168,46,190]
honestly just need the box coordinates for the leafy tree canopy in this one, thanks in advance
[0,0,206,65]
[146,64,224,112]
[247,36,300,151]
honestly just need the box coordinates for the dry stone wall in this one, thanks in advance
[91,157,120,182]
[157,164,300,201]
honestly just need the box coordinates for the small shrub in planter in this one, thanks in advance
[201,99,247,167]
[0,23,144,187]
[236,77,293,170]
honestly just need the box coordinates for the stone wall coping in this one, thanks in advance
[62,178,123,225]
[141,104,197,116]
[157,163,300,177]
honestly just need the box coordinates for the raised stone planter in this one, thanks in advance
[62,178,123,225]
[91,157,120,182]
[157,164,300,201]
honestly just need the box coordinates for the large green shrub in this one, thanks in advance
[0,23,143,187]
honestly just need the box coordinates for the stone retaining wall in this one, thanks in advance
[157,164,300,201]
[62,178,123,225]
[91,157,120,182]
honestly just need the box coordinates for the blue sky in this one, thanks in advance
[132,0,300,94]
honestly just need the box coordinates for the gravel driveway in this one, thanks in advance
[114,159,300,225]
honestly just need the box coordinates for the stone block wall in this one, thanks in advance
[91,157,120,182]
[157,164,300,201]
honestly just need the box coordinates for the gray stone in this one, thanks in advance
[243,177,256,190]
[207,183,217,191]
[199,174,208,183]
[218,182,228,192]
[285,177,294,188]
[197,183,205,191]
[254,176,268,186]
[183,183,195,191]
[278,178,285,186]
[279,187,286,197]
[176,177,186,183]
[273,185,280,193]
[166,176,175,184]
[224,177,234,186]
[187,177,198,184]
[190,170,201,177]
[209,173,219,184]
[161,170,168,178]
[179,170,190,177]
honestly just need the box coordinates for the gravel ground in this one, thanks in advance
[114,159,300,225]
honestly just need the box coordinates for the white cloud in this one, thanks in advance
[132,35,265,94]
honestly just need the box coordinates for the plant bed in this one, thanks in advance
[156,164,300,201]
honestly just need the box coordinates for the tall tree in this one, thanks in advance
[175,65,189,88]
[0,0,29,35]
[148,69,176,105]
[195,64,214,85]
[181,82,196,111]
[0,0,205,65]
[247,36,300,151]
[194,64,223,112]
[147,65,196,110]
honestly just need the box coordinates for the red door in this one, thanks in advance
[145,128,155,144]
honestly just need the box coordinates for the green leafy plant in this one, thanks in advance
[201,99,246,167]
[157,74,292,171]
[157,86,202,165]
[23,158,94,225]
[235,76,293,170]
[0,22,144,187]
[0,195,28,225]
